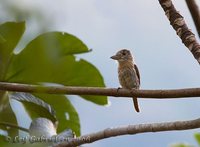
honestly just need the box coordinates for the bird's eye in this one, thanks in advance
[122,52,126,55]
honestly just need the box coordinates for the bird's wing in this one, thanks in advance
[134,64,140,85]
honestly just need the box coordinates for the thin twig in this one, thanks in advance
[0,122,29,132]
[0,82,200,98]
[159,0,200,64]
[55,118,200,147]
[185,0,200,37]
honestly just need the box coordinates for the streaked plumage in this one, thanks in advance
[111,49,140,112]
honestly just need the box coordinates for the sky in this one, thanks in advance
[2,0,200,146]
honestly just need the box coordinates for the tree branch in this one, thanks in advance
[185,0,200,38]
[55,118,200,147]
[0,82,200,98]
[0,122,29,132]
[159,0,200,64]
[0,82,199,146]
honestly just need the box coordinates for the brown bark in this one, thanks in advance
[185,0,200,37]
[159,0,200,64]
[55,118,200,147]
[0,82,200,98]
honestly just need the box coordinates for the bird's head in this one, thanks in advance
[111,49,133,62]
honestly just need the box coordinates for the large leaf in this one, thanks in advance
[0,21,25,139]
[6,32,107,105]
[0,92,18,137]
[0,21,25,57]
[9,92,80,136]
[194,133,200,146]
[10,92,57,123]
[0,22,25,80]
[0,34,6,44]
[34,94,80,136]
[0,135,17,147]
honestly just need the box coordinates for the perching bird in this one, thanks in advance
[111,49,140,112]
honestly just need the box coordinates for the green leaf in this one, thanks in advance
[194,133,200,146]
[0,21,25,80]
[0,92,18,137]
[6,32,107,105]
[10,92,57,124]
[0,21,25,56]
[0,34,6,44]
[0,135,13,147]
[170,143,193,147]
[34,94,80,136]
[0,22,25,70]
[0,22,25,137]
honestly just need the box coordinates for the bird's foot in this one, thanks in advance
[117,87,122,93]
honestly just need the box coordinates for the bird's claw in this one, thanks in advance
[117,87,122,93]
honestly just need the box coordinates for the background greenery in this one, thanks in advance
[0,21,107,146]
[1,0,200,147]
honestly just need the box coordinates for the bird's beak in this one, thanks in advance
[110,55,120,60]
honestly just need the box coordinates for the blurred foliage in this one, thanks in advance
[0,0,53,33]
[0,21,107,146]
[170,143,193,147]
[169,133,200,147]
[0,92,18,137]
[194,133,200,146]
[0,0,57,55]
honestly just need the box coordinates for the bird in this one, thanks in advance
[111,49,140,112]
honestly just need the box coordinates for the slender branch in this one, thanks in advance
[185,0,200,37]
[0,122,29,132]
[55,118,200,147]
[159,0,200,64]
[0,82,200,98]
[0,82,199,146]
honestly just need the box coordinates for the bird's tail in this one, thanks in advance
[132,97,140,112]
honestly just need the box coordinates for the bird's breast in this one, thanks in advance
[118,66,139,89]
